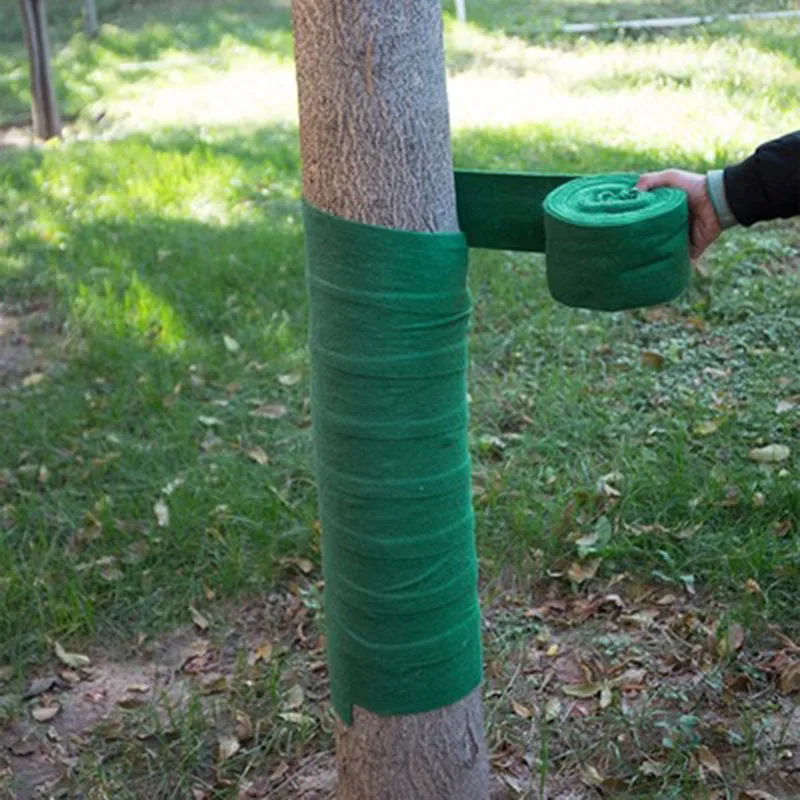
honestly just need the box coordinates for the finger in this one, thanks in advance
[635,172,660,191]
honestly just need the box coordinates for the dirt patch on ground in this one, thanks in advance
[3,584,800,798]
[0,301,59,388]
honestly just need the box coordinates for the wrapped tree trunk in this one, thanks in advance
[18,0,61,139]
[291,1,490,798]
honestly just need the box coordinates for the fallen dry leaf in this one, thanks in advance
[54,641,90,669]
[600,683,613,709]
[697,745,723,777]
[22,372,47,387]
[223,335,240,354]
[197,416,223,427]
[246,447,269,466]
[9,738,37,757]
[31,703,61,723]
[567,559,601,583]
[749,444,790,464]
[776,398,798,415]
[218,734,240,761]
[745,578,762,595]
[544,696,561,722]
[278,373,302,387]
[235,710,254,742]
[580,764,605,787]
[270,761,290,782]
[0,665,13,683]
[693,419,724,437]
[779,662,800,695]
[563,682,602,699]
[640,351,664,370]
[154,498,169,528]
[250,642,273,665]
[117,695,148,709]
[249,403,288,420]
[511,699,532,720]
[279,711,310,725]
[189,605,210,633]
[201,674,228,695]
[284,684,305,710]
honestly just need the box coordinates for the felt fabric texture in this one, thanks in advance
[303,169,690,726]
[304,201,482,726]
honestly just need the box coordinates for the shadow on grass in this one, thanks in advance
[0,120,798,664]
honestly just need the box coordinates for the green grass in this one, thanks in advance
[1,1,799,796]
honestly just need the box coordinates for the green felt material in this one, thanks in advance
[454,170,691,311]
[304,201,483,726]
[303,169,691,727]
[543,173,691,311]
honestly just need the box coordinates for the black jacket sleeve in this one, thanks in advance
[723,131,800,226]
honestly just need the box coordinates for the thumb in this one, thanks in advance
[635,171,666,191]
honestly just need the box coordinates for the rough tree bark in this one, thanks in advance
[18,0,61,140]
[291,1,490,798]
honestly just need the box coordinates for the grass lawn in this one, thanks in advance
[1,1,799,797]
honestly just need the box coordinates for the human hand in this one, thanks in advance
[636,170,722,260]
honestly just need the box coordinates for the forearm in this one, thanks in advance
[716,131,800,227]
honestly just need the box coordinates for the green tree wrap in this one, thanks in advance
[543,173,691,311]
[454,170,691,311]
[304,201,483,726]
[303,169,690,726]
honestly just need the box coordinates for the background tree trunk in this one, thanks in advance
[18,0,61,139]
[84,0,99,37]
[291,1,490,798]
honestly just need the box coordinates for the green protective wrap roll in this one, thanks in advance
[304,168,691,727]
[304,201,482,726]
[454,170,691,311]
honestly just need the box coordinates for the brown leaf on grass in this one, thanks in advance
[774,518,794,538]
[235,710,254,742]
[9,738,37,756]
[249,404,288,420]
[154,498,169,528]
[544,697,561,722]
[640,351,664,369]
[745,578,762,595]
[749,444,790,463]
[776,397,799,414]
[99,560,124,582]
[222,335,240,354]
[197,416,223,427]
[562,682,602,699]
[246,447,269,466]
[567,559,601,583]
[54,641,90,669]
[600,683,613,709]
[117,695,148,709]
[31,703,61,722]
[693,419,723,437]
[580,764,605,786]
[697,745,723,777]
[218,734,240,761]
[249,642,273,666]
[779,662,800,694]
[284,684,304,710]
[127,683,150,693]
[511,699,532,719]
[22,372,47,387]
[281,556,315,575]
[269,761,290,783]
[201,674,228,695]
[278,373,302,387]
[189,605,209,633]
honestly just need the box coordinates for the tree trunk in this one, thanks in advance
[18,0,61,140]
[291,1,490,798]
[84,0,99,37]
